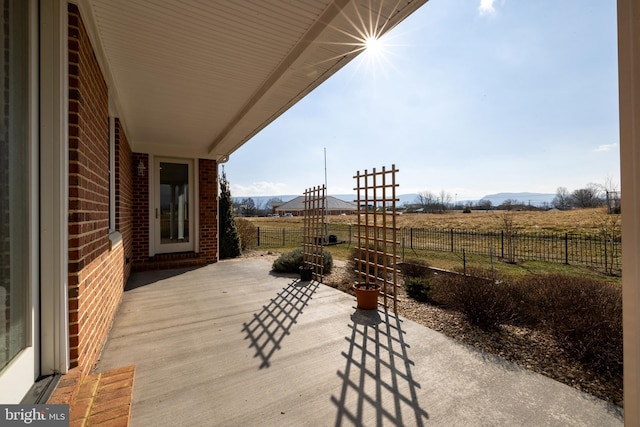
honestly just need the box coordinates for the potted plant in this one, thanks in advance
[299,265,313,281]
[352,283,381,310]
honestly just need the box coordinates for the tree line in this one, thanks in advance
[232,197,284,217]
[409,180,621,213]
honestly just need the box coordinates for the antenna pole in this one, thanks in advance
[324,148,329,240]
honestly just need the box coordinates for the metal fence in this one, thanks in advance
[249,225,621,271]
[400,228,621,271]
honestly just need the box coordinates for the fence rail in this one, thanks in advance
[247,225,621,271]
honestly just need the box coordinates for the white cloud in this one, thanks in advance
[594,143,618,152]
[479,0,497,15]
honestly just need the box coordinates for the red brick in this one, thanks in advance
[66,3,132,374]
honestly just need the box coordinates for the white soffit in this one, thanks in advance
[86,0,428,161]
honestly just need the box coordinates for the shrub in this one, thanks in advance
[235,218,257,250]
[272,248,333,275]
[517,274,622,376]
[431,268,518,330]
[404,277,431,302]
[399,259,431,278]
[429,269,622,377]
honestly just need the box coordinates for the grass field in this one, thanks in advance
[238,208,621,283]
[248,207,617,233]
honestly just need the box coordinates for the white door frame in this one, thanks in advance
[0,0,70,404]
[154,157,195,254]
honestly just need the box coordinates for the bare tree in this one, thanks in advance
[603,176,621,214]
[241,197,257,216]
[439,190,452,212]
[494,203,518,263]
[414,191,436,212]
[266,197,283,213]
[499,199,521,210]
[253,198,266,216]
[594,208,621,275]
[572,183,604,208]
[478,199,493,210]
[552,186,572,210]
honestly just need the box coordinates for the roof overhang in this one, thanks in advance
[79,0,428,162]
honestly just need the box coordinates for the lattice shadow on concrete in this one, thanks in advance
[332,309,429,426]
[242,280,319,369]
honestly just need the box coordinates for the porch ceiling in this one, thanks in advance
[82,0,428,161]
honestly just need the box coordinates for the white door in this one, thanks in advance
[0,0,37,403]
[155,158,195,254]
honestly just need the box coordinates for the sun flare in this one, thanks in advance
[303,0,403,76]
[364,35,383,55]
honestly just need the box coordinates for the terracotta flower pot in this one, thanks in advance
[353,284,381,310]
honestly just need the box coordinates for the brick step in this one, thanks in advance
[133,253,208,272]
[50,366,135,427]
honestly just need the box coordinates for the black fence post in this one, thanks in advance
[501,230,504,259]
[257,227,260,246]
[565,233,569,265]
[450,229,454,252]
[410,228,413,249]
[282,228,285,246]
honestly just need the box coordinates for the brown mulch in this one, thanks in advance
[239,250,623,408]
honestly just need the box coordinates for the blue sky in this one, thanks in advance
[224,0,620,201]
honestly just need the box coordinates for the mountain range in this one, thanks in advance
[233,192,557,207]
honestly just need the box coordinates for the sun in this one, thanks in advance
[359,32,393,73]
[364,35,383,54]
[302,1,402,76]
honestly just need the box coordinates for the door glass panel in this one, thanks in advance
[0,0,29,371]
[159,162,190,245]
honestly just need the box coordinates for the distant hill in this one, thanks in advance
[478,192,556,207]
[232,195,298,206]
[233,192,557,208]
[233,194,420,206]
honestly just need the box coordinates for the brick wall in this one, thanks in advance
[68,4,131,372]
[199,159,218,263]
[131,153,149,263]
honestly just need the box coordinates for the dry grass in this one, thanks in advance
[248,207,615,234]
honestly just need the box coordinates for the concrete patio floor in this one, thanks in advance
[94,257,623,426]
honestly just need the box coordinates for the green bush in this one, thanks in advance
[272,248,333,275]
[404,277,431,302]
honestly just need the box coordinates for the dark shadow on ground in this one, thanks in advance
[242,279,319,369]
[332,309,429,426]
[124,267,202,291]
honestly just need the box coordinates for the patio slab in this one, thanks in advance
[94,258,623,426]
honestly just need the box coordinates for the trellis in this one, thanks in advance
[353,165,400,312]
[302,185,327,282]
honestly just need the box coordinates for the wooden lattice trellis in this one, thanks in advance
[353,165,400,312]
[302,185,326,282]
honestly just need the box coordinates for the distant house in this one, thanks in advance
[275,196,357,216]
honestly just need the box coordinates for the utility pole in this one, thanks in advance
[324,148,329,240]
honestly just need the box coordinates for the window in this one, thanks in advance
[109,116,115,233]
